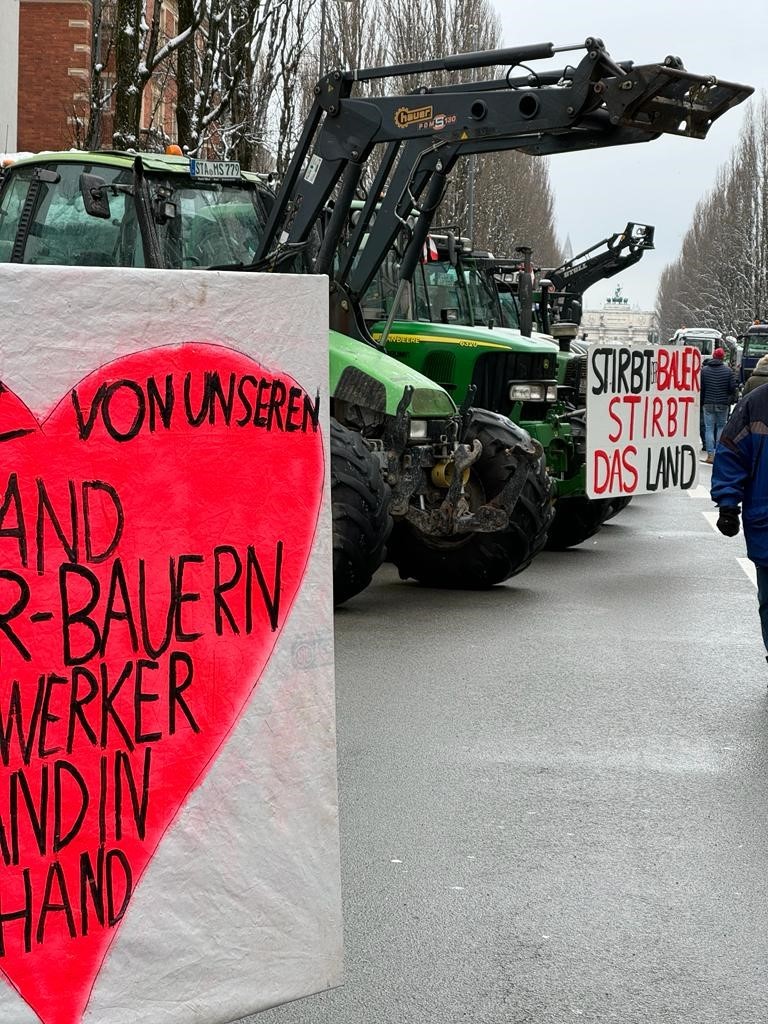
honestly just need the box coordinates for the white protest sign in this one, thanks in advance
[0,264,341,1024]
[586,343,701,498]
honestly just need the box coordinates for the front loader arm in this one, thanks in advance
[339,121,660,304]
[548,223,656,296]
[253,37,751,282]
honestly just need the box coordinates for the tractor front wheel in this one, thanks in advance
[388,411,553,588]
[545,495,612,550]
[604,495,633,519]
[331,418,392,606]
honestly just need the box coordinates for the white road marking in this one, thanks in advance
[699,516,756,588]
[737,558,757,589]
[701,510,720,534]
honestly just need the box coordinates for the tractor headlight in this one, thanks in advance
[509,382,558,403]
[409,418,429,440]
[510,383,544,401]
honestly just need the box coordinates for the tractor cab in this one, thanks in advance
[364,238,562,429]
[0,151,272,269]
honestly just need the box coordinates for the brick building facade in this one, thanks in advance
[17,0,93,151]
[12,0,178,153]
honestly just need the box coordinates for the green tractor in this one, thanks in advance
[0,149,552,603]
[363,234,614,548]
[316,48,747,550]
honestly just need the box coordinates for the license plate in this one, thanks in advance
[189,159,241,180]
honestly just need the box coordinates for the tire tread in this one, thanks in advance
[331,418,392,605]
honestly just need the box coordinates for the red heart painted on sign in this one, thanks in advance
[0,343,324,1024]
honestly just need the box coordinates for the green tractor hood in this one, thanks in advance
[372,319,559,357]
[369,320,560,405]
[329,330,456,418]
[488,326,572,383]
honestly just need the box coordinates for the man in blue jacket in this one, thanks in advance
[711,385,768,663]
[701,346,738,463]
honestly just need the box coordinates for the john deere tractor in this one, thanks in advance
[403,227,657,537]
[362,234,615,548]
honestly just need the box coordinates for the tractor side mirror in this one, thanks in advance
[447,232,457,267]
[80,173,111,219]
[441,307,459,324]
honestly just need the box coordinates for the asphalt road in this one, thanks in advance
[246,468,768,1024]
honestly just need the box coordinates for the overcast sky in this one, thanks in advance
[491,0,767,311]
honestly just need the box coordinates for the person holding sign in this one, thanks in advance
[700,348,738,463]
[711,386,768,664]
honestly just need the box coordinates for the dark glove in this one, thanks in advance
[717,507,740,537]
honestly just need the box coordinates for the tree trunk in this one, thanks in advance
[175,0,196,151]
[113,0,143,147]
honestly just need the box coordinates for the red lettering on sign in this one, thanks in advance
[592,446,638,495]
[656,346,702,392]
[0,344,324,1024]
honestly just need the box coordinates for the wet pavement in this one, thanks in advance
[246,471,768,1024]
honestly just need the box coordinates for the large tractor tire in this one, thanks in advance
[388,410,553,588]
[545,495,613,550]
[331,418,392,606]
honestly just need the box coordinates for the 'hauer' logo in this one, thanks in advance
[394,105,433,128]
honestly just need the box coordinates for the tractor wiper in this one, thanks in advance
[207,241,308,273]
[206,261,246,271]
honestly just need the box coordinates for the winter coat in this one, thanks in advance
[701,358,738,406]
[743,355,768,394]
[712,385,768,565]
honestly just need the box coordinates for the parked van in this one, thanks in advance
[668,327,736,365]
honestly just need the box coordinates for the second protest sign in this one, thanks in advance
[586,343,701,499]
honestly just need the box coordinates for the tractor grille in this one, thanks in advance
[562,354,588,405]
[423,351,457,390]
[471,351,557,418]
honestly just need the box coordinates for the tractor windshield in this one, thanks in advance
[463,261,501,327]
[0,159,144,266]
[479,272,523,330]
[0,161,270,270]
[745,330,768,356]
[412,261,472,323]
[496,287,521,330]
[147,176,267,269]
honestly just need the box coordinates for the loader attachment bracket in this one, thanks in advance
[602,61,753,138]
